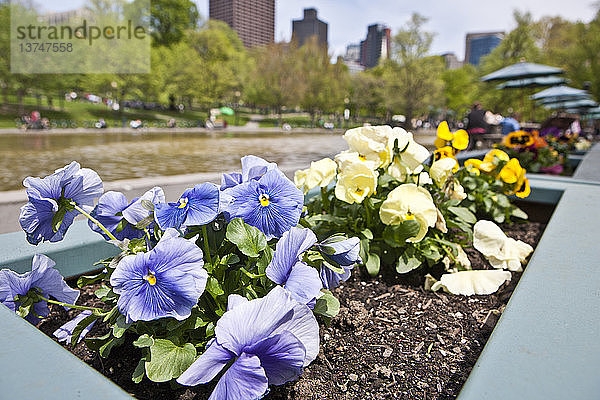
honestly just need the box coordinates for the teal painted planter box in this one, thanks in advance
[0,144,599,399]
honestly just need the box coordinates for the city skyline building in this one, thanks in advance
[442,52,463,70]
[464,31,505,65]
[291,8,328,48]
[209,0,274,48]
[360,24,391,69]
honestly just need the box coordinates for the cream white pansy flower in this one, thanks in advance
[343,125,395,168]
[387,128,431,180]
[430,158,458,188]
[335,150,378,171]
[334,160,378,204]
[294,158,337,194]
[449,181,467,201]
[379,183,437,243]
[431,270,512,296]
[473,220,533,272]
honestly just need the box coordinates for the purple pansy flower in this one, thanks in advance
[0,254,79,324]
[110,228,208,323]
[19,162,103,245]
[220,155,278,190]
[317,236,361,290]
[154,183,220,230]
[222,169,304,240]
[53,310,96,344]
[177,286,319,400]
[89,187,165,240]
[266,227,323,306]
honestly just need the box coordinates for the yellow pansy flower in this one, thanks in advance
[504,130,534,148]
[379,183,437,243]
[435,121,469,151]
[498,158,523,184]
[433,146,456,162]
[515,176,531,198]
[464,159,482,175]
[334,160,378,204]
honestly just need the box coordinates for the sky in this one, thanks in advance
[42,0,597,60]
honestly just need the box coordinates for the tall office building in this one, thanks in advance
[360,24,391,69]
[291,8,328,48]
[464,32,504,65]
[442,53,463,70]
[209,0,274,48]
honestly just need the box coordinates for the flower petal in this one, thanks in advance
[283,262,323,305]
[154,202,187,230]
[208,353,268,400]
[177,340,235,386]
[215,286,319,365]
[438,270,511,296]
[183,183,220,226]
[122,186,165,225]
[246,330,306,385]
[266,227,317,285]
[53,310,96,344]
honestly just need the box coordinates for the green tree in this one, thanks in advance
[245,42,303,124]
[442,65,480,117]
[384,13,445,124]
[150,0,199,47]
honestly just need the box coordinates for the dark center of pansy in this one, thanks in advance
[259,194,270,207]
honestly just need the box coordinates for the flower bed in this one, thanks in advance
[36,221,546,400]
[2,128,598,400]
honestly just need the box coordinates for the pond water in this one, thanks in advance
[0,131,346,191]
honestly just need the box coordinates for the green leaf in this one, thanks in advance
[112,315,132,339]
[145,339,197,382]
[206,277,225,298]
[225,218,267,258]
[361,228,373,240]
[448,206,477,224]
[77,271,106,288]
[511,207,528,220]
[396,251,422,273]
[133,334,154,348]
[135,215,155,230]
[322,260,345,274]
[383,220,421,247]
[99,336,124,358]
[70,312,99,346]
[95,285,110,299]
[132,357,146,383]
[496,194,511,208]
[365,253,380,276]
[141,199,155,211]
[306,214,346,225]
[313,291,341,318]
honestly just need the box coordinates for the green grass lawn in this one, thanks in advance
[0,96,249,128]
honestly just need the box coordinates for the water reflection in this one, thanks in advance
[0,131,346,191]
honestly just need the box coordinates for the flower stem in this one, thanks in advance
[201,225,213,266]
[240,267,265,279]
[320,187,330,211]
[39,295,105,313]
[71,202,118,241]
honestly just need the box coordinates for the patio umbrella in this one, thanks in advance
[544,99,598,110]
[496,76,567,90]
[481,62,564,82]
[219,106,235,115]
[482,61,565,120]
[531,85,592,109]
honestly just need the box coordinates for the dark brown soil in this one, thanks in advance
[38,221,546,400]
